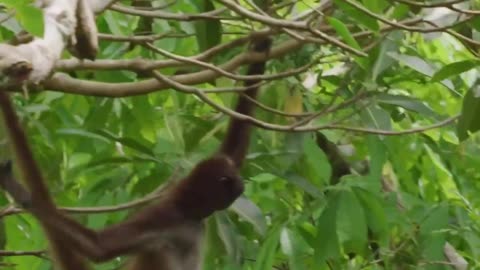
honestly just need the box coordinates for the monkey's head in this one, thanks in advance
[178,155,244,218]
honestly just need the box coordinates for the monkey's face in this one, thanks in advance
[188,156,244,212]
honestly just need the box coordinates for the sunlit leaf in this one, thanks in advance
[15,3,43,36]
[432,60,480,82]
[424,145,461,200]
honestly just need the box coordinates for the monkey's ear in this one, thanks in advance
[0,160,12,176]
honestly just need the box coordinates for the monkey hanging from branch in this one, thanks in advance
[0,37,272,269]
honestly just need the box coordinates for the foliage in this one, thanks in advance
[0,0,479,269]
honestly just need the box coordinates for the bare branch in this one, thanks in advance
[143,42,316,82]
[391,0,466,8]
[0,250,46,258]
[110,4,233,20]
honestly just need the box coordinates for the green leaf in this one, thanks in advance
[366,135,386,190]
[231,196,267,235]
[362,0,389,13]
[431,60,480,82]
[23,104,49,114]
[424,145,461,200]
[470,15,480,31]
[280,228,308,270]
[4,215,42,269]
[315,192,341,262]
[371,31,403,81]
[327,16,368,69]
[103,10,126,36]
[252,0,268,9]
[353,188,388,243]
[253,226,281,270]
[334,0,379,31]
[5,0,32,7]
[194,0,222,52]
[327,17,361,50]
[87,194,113,228]
[302,137,331,186]
[94,130,155,157]
[250,173,277,183]
[16,4,43,36]
[130,165,171,195]
[0,0,43,36]
[336,189,368,255]
[57,128,111,143]
[457,85,480,141]
[183,115,216,152]
[361,105,391,130]
[419,205,449,268]
[0,0,22,8]
[377,93,439,118]
[83,99,113,130]
[388,52,435,77]
[283,173,322,198]
[388,52,457,94]
[215,212,241,260]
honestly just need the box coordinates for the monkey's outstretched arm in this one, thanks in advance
[219,38,272,168]
[0,161,188,262]
[50,209,187,263]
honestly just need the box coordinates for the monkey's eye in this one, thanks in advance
[219,176,232,183]
[219,176,237,195]
[218,175,244,201]
[219,176,235,190]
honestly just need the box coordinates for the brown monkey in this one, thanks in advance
[0,156,243,268]
[0,38,271,269]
